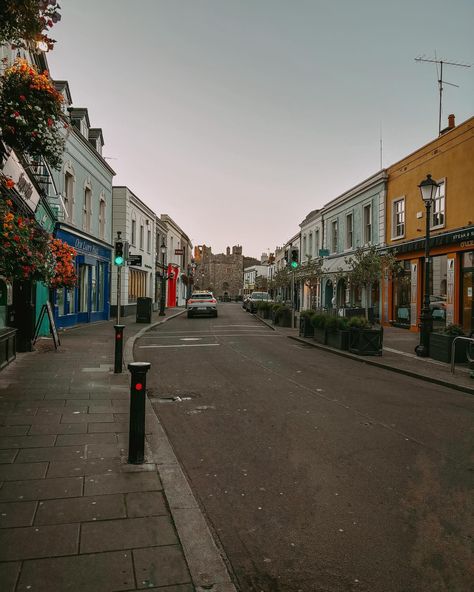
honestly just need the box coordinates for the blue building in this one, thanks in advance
[49,89,115,328]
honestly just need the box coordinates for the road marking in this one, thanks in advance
[139,343,220,349]
[180,338,202,341]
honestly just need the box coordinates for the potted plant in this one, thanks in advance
[274,304,292,327]
[311,313,327,344]
[299,309,315,337]
[325,315,350,350]
[429,324,467,363]
[256,300,272,319]
[348,316,383,356]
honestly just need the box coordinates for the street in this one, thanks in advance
[136,303,474,592]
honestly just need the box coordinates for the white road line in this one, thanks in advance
[139,343,220,349]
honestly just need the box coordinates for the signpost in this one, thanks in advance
[127,254,142,266]
[33,301,60,349]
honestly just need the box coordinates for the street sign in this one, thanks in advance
[175,249,184,255]
[127,254,142,266]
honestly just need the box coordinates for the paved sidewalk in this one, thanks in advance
[258,318,474,395]
[0,309,237,592]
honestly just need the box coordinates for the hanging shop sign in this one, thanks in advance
[2,150,41,212]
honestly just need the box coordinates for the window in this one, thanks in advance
[147,229,151,253]
[303,235,307,259]
[392,198,405,238]
[83,188,92,232]
[139,225,144,250]
[131,219,136,246]
[363,204,372,244]
[315,230,320,255]
[308,233,313,258]
[345,213,353,249]
[99,200,106,239]
[331,220,338,253]
[432,181,445,228]
[64,172,74,220]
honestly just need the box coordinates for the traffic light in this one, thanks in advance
[290,249,299,269]
[114,240,124,266]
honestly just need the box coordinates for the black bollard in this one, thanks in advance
[128,362,151,464]
[114,325,125,374]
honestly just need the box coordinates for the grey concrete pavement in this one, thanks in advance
[0,308,237,592]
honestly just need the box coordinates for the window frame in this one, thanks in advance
[391,197,405,240]
[345,212,353,250]
[363,203,372,245]
[431,178,446,230]
[331,219,338,253]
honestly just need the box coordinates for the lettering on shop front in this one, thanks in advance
[74,238,99,256]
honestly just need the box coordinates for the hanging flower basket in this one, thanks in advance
[50,238,76,288]
[0,195,54,282]
[0,59,65,169]
[0,1,62,51]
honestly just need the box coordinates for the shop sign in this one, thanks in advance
[74,238,100,256]
[175,249,184,255]
[3,150,40,211]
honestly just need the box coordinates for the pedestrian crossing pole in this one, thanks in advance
[114,232,125,372]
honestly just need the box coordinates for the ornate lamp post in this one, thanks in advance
[415,174,440,357]
[159,240,167,316]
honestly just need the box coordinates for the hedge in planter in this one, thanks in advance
[299,310,315,337]
[347,316,383,356]
[325,316,350,350]
[429,325,468,363]
[274,305,292,327]
[256,300,272,319]
[311,313,327,344]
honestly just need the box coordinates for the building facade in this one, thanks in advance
[384,115,474,334]
[111,187,156,317]
[196,245,244,300]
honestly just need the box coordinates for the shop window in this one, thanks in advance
[429,255,447,329]
[79,265,89,312]
[98,264,105,311]
[67,287,75,314]
[393,260,411,325]
[432,181,445,228]
[91,266,97,312]
[57,288,65,316]
[392,198,405,239]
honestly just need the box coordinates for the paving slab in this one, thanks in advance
[0,449,18,463]
[0,561,20,592]
[0,523,79,560]
[0,461,48,481]
[80,516,178,553]
[84,471,162,496]
[16,445,85,463]
[35,494,126,525]
[0,501,37,527]
[17,550,135,592]
[28,423,87,435]
[0,435,56,449]
[0,476,83,502]
[47,457,122,478]
[125,491,167,517]
[133,545,192,589]
[55,433,117,447]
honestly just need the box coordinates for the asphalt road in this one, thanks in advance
[136,303,474,592]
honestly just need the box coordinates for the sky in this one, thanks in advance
[47,0,474,259]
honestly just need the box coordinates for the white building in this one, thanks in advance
[160,215,193,307]
[111,186,156,316]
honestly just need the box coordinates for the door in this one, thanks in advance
[461,271,473,335]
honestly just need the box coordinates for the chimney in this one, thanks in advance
[448,114,455,129]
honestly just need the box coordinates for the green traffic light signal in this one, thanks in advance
[114,240,124,266]
[114,255,124,266]
[291,261,298,269]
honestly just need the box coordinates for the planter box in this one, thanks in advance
[299,317,314,338]
[429,332,468,363]
[326,329,349,350]
[313,327,327,345]
[349,328,383,356]
[0,327,17,370]
[276,313,292,327]
[257,309,271,320]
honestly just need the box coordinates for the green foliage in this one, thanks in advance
[311,313,328,329]
[0,0,61,50]
[256,300,272,312]
[325,316,349,331]
[441,324,465,336]
[299,309,315,319]
[273,267,290,288]
[345,245,398,287]
[274,304,291,323]
[347,316,371,329]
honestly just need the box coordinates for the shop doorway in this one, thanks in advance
[462,270,473,335]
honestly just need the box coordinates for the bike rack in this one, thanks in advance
[450,336,474,375]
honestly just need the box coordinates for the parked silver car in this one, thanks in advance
[187,291,218,318]
[245,291,272,313]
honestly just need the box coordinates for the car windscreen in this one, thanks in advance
[252,293,269,300]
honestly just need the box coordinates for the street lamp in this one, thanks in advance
[415,174,440,357]
[159,240,167,316]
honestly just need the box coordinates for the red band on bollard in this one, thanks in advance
[135,383,143,391]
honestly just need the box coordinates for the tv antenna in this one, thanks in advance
[415,55,471,135]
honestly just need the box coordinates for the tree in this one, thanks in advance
[345,245,398,320]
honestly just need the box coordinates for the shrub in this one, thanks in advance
[275,305,291,323]
[311,313,327,329]
[326,316,349,331]
[441,324,464,336]
[256,300,272,312]
[347,316,371,329]
[300,309,314,320]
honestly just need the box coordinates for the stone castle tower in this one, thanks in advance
[194,245,244,299]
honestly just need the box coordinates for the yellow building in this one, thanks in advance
[383,115,474,334]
